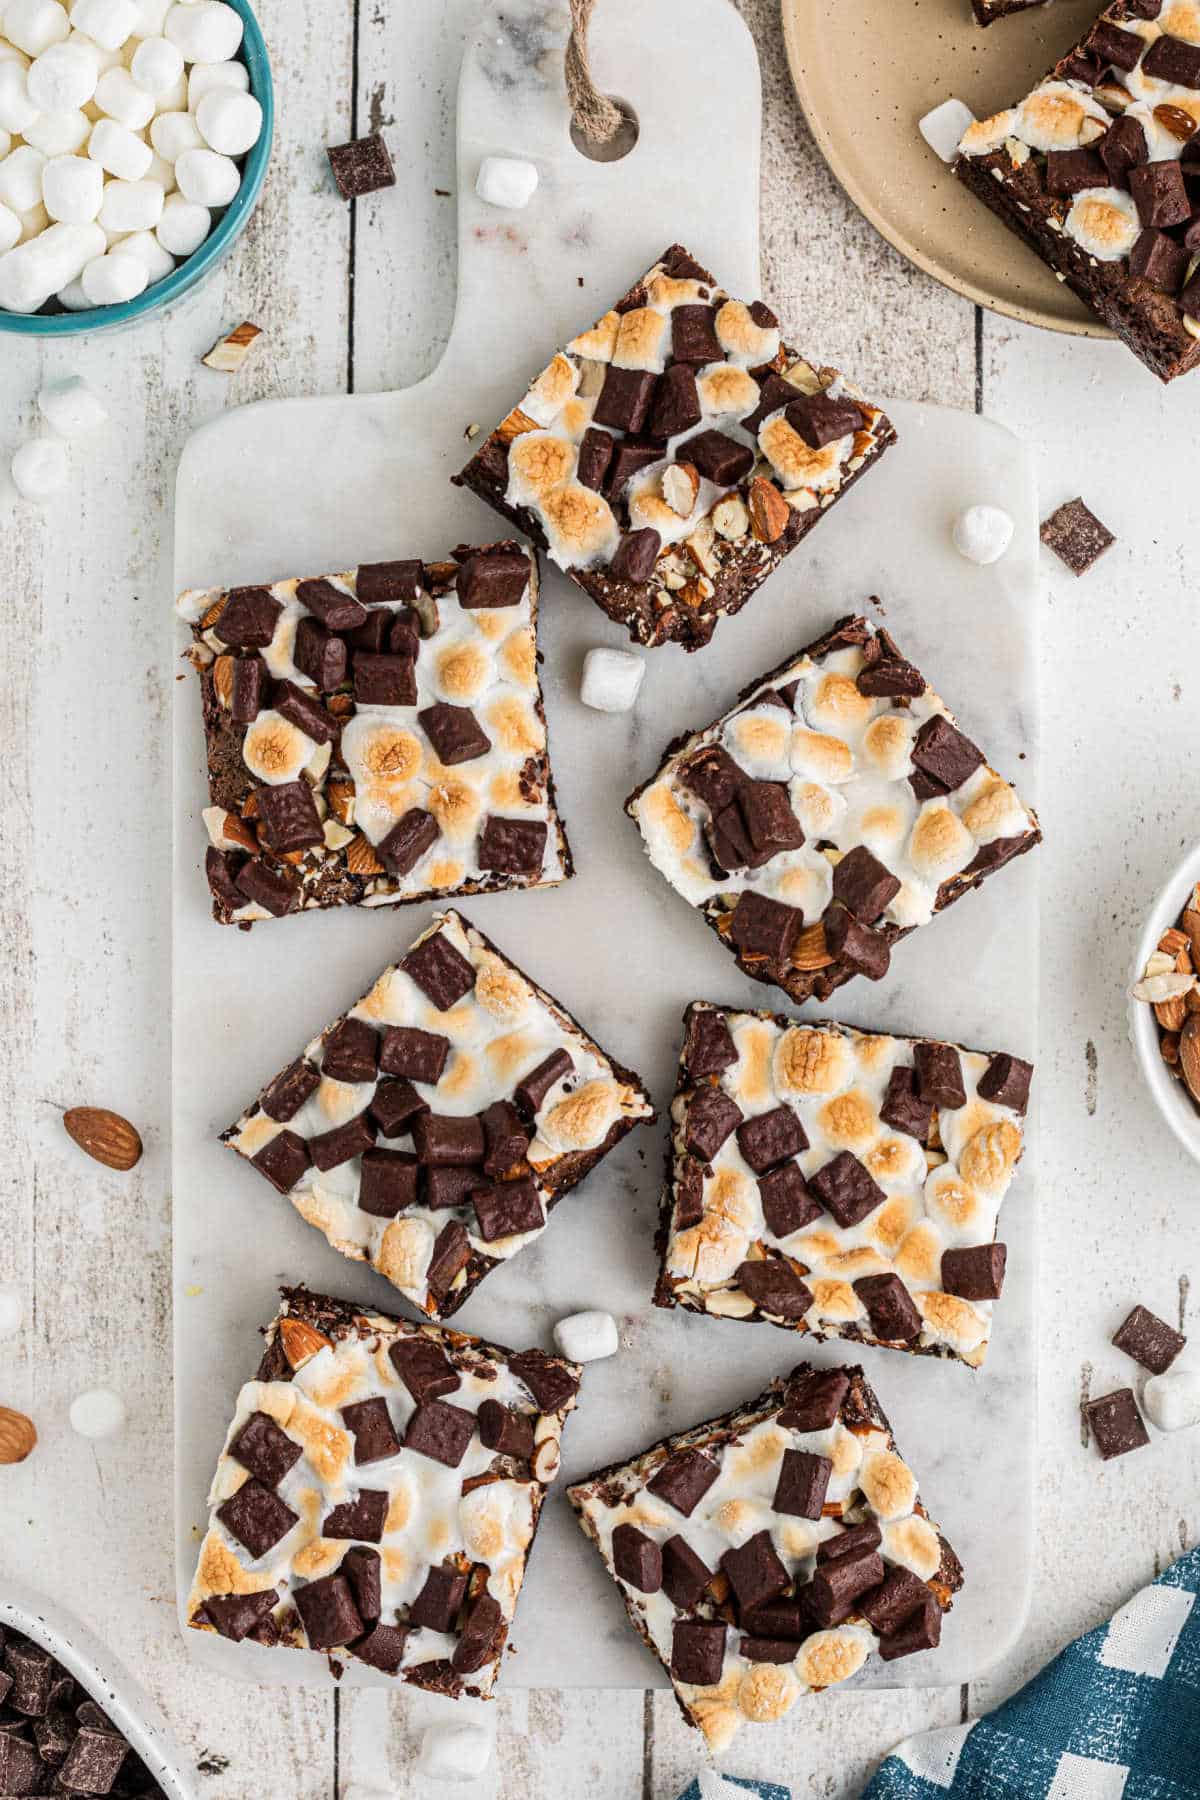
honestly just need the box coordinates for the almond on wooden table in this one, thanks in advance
[63,1107,143,1171]
[0,1406,36,1464]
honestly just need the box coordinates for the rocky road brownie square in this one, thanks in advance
[223,909,654,1318]
[187,1287,579,1696]
[454,245,896,651]
[626,615,1040,1005]
[955,2,1200,382]
[178,540,571,925]
[569,1362,962,1754]
[657,1003,1031,1369]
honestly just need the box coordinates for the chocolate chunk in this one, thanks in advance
[251,1127,311,1193]
[309,1111,375,1171]
[230,655,266,722]
[706,802,773,875]
[778,1367,850,1432]
[671,303,722,364]
[1112,1303,1186,1375]
[0,1728,43,1792]
[257,779,324,855]
[857,656,924,698]
[608,527,661,584]
[1098,114,1149,190]
[359,559,424,604]
[200,1588,279,1643]
[379,1025,450,1084]
[942,1243,1007,1301]
[477,1398,535,1459]
[426,1165,489,1209]
[410,1564,469,1631]
[855,1272,923,1342]
[294,617,348,692]
[646,1448,719,1517]
[1130,227,1190,290]
[232,855,298,916]
[413,1112,486,1166]
[348,607,391,655]
[683,1087,743,1161]
[859,1566,930,1636]
[322,1016,380,1085]
[451,1593,504,1674]
[378,807,439,876]
[3,1640,51,1715]
[509,1349,579,1412]
[612,1523,663,1593]
[405,1399,477,1468]
[909,767,947,801]
[389,1336,460,1402]
[661,1535,713,1610]
[514,1048,573,1117]
[324,1489,389,1542]
[1045,146,1107,197]
[1142,31,1200,86]
[472,1177,544,1241]
[57,1724,127,1795]
[738,781,805,858]
[217,1478,299,1559]
[740,1636,798,1663]
[1131,158,1191,227]
[426,1220,472,1299]
[682,1008,737,1080]
[685,428,755,487]
[807,1546,885,1626]
[878,1592,942,1660]
[809,1151,885,1227]
[1088,18,1146,70]
[879,1066,933,1141]
[1040,496,1115,575]
[354,652,417,706]
[730,891,802,964]
[741,1596,807,1639]
[913,1042,966,1109]
[261,1058,320,1123]
[480,1100,529,1177]
[577,426,616,491]
[977,1051,1033,1113]
[758,1163,822,1238]
[785,392,862,448]
[721,1530,790,1615]
[680,743,745,812]
[357,1148,420,1218]
[327,132,395,198]
[742,371,797,435]
[647,364,701,440]
[340,1396,401,1464]
[736,1104,807,1174]
[1060,50,1103,84]
[670,1619,727,1686]
[370,1078,428,1137]
[341,1546,382,1624]
[297,577,367,632]
[1178,263,1200,314]
[773,1448,833,1519]
[661,244,714,280]
[736,1256,813,1320]
[389,607,421,658]
[295,1573,365,1650]
[832,845,901,922]
[351,1621,409,1673]
[817,1519,882,1563]
[230,1411,302,1488]
[478,815,547,876]
[911,714,984,791]
[674,1157,705,1229]
[419,703,491,765]
[593,365,659,433]
[218,585,281,648]
[456,548,530,609]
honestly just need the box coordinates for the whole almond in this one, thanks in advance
[63,1107,143,1172]
[0,1406,36,1464]
[278,1316,332,1370]
[1154,103,1197,141]
[532,1438,561,1484]
[346,834,383,877]
[212,654,235,709]
[1180,1016,1200,1104]
[1155,994,1189,1032]
[790,921,835,971]
[747,476,790,544]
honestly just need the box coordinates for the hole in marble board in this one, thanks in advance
[570,96,640,163]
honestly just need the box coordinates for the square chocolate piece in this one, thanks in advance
[327,132,395,200]
[454,245,895,650]
[570,1360,962,1752]
[1040,498,1116,576]
[221,910,652,1318]
[1112,1303,1186,1375]
[1085,1387,1150,1460]
[656,1003,1032,1368]
[188,1287,580,1699]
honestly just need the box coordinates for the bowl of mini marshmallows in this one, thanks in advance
[0,0,272,332]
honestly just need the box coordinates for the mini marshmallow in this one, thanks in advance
[553,1309,619,1363]
[54,274,91,308]
[580,645,645,713]
[68,1386,127,1438]
[129,31,182,94]
[0,144,46,215]
[26,38,99,112]
[155,67,189,112]
[11,436,68,499]
[0,129,10,161]
[143,146,176,193]
[0,1283,22,1339]
[80,245,148,302]
[952,503,1014,566]
[37,373,108,435]
[186,55,247,109]
[94,64,155,128]
[42,152,104,223]
[0,200,19,253]
[71,0,140,53]
[195,86,260,155]
[0,61,40,135]
[128,0,173,35]
[475,153,538,210]
[67,27,124,77]
[164,0,243,63]
[415,1722,494,1783]
[174,142,237,205]
[119,223,172,280]
[154,187,206,252]
[98,173,163,231]
[150,105,202,160]
[1142,1369,1200,1434]
[3,0,70,59]
[920,97,976,164]
[22,107,90,155]
[16,201,48,242]
[88,115,152,179]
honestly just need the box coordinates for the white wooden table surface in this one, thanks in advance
[0,1,1196,1795]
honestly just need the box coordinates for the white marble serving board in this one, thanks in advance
[172,0,1040,1694]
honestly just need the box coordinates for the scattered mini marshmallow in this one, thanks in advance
[130,31,183,94]
[1142,1368,1200,1434]
[174,143,238,205]
[186,55,248,108]
[0,1283,23,1340]
[42,154,105,224]
[4,0,70,60]
[88,116,153,180]
[71,0,140,53]
[164,0,244,64]
[37,374,108,436]
[476,153,538,210]
[155,188,208,254]
[11,436,68,501]
[95,63,156,129]
[951,503,1014,566]
[80,245,148,303]
[553,1309,619,1364]
[150,107,203,161]
[416,1722,494,1784]
[919,97,976,164]
[195,86,261,155]
[580,645,645,713]
[26,38,100,113]
[68,1386,127,1439]
[98,174,164,232]
[201,317,261,371]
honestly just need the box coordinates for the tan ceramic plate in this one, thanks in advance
[781,0,1117,337]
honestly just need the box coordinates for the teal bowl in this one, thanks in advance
[0,0,273,337]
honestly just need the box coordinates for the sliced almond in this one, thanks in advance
[662,461,700,517]
[710,495,749,542]
[747,475,789,544]
[346,834,383,877]
[278,1316,332,1370]
[790,921,834,971]
[1131,971,1196,1005]
[0,1407,36,1465]
[1161,1031,1181,1066]
[63,1107,143,1172]
[200,595,226,631]
[327,779,356,826]
[202,320,264,374]
[1159,927,1189,956]
[496,406,537,443]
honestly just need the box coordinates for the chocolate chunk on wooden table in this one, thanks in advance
[1040,498,1116,576]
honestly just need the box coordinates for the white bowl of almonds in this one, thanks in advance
[1129,845,1200,1164]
